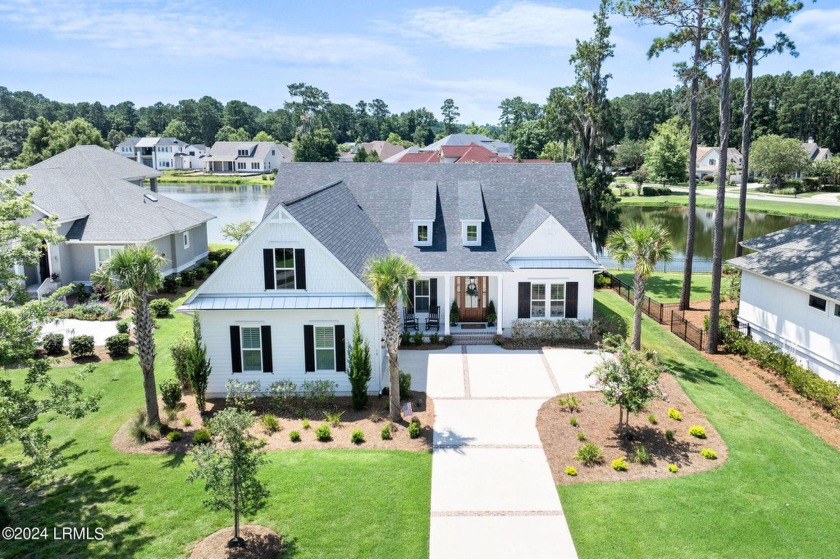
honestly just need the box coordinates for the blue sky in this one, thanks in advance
[1,0,837,124]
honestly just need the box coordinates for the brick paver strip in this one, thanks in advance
[432,396,547,401]
[461,345,472,398]
[433,443,543,449]
[539,349,562,395]
[431,510,565,517]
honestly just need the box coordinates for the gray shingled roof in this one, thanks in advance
[740,223,817,251]
[265,163,594,277]
[729,219,840,301]
[208,141,280,161]
[422,134,515,156]
[2,146,213,242]
[458,181,485,221]
[410,181,437,221]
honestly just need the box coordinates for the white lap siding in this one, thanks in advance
[500,268,595,331]
[197,308,383,398]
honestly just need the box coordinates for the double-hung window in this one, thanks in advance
[415,280,430,312]
[466,225,478,243]
[241,327,262,372]
[531,284,546,318]
[95,246,122,268]
[237,161,246,170]
[274,248,296,289]
[315,326,335,371]
[809,295,827,312]
[834,304,840,318]
[550,284,565,318]
[417,225,428,243]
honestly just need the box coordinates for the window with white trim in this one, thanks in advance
[415,280,430,312]
[274,248,296,289]
[237,149,249,156]
[550,284,565,318]
[95,246,122,268]
[834,304,840,318]
[315,326,335,371]
[467,225,478,243]
[809,295,827,312]
[183,231,190,249]
[241,327,262,372]
[417,225,428,243]
[237,162,246,170]
[709,158,717,166]
[251,162,260,170]
[531,284,546,318]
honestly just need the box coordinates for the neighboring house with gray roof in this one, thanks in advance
[204,141,291,173]
[3,145,214,293]
[729,219,840,383]
[421,133,515,157]
[115,137,200,170]
[180,163,601,397]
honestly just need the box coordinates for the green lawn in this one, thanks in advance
[0,294,431,558]
[617,192,840,220]
[151,172,273,187]
[609,271,713,303]
[559,290,840,558]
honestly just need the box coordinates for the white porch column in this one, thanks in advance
[496,273,503,335]
[443,275,451,335]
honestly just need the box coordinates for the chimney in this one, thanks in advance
[150,177,158,193]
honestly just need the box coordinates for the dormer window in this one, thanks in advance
[238,149,249,156]
[466,225,478,243]
[462,220,482,246]
[413,221,433,247]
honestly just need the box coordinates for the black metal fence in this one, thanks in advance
[603,272,680,325]
[669,309,706,351]
[598,256,714,274]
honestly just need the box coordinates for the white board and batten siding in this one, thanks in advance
[739,272,840,383]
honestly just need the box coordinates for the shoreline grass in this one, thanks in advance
[149,173,274,187]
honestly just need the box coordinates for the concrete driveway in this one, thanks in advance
[400,345,603,559]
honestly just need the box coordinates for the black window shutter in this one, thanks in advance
[263,249,275,290]
[407,279,415,309]
[303,325,315,372]
[566,282,579,319]
[294,248,306,290]
[518,282,531,319]
[261,325,273,373]
[335,325,346,372]
[430,278,438,310]
[230,326,242,373]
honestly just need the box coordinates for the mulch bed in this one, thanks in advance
[400,343,449,351]
[113,392,434,454]
[188,525,283,559]
[537,374,728,485]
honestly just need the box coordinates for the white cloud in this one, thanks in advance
[784,8,840,44]
[384,1,594,50]
[0,0,414,67]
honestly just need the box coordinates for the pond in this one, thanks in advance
[156,184,272,244]
[617,206,813,260]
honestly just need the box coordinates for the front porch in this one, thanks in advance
[403,274,504,336]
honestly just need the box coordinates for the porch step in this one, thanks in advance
[450,331,496,346]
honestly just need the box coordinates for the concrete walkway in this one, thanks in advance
[40,318,119,346]
[400,345,602,559]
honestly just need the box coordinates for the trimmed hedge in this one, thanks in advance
[69,335,95,358]
[42,333,64,355]
[510,319,594,344]
[149,298,173,318]
[105,333,130,357]
[161,275,181,294]
[721,327,840,417]
[208,248,233,263]
[642,186,672,196]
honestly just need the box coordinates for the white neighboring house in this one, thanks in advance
[795,138,833,178]
[115,137,192,170]
[729,220,840,383]
[174,144,208,170]
[179,163,602,397]
[203,142,292,173]
[694,146,743,179]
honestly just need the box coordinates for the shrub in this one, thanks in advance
[158,378,182,411]
[261,414,280,433]
[166,430,182,442]
[192,429,211,445]
[700,448,718,460]
[42,333,64,355]
[558,394,581,412]
[351,429,365,444]
[577,431,586,441]
[647,414,657,425]
[179,270,196,288]
[266,379,297,413]
[668,408,682,421]
[443,335,453,346]
[689,425,707,438]
[42,298,69,316]
[575,443,604,466]
[399,371,412,399]
[63,302,116,321]
[323,410,344,427]
[105,333,130,357]
[193,266,208,280]
[302,419,310,429]
[301,380,337,410]
[129,410,158,443]
[510,318,594,344]
[665,429,675,442]
[612,457,628,471]
[208,247,233,263]
[632,444,651,465]
[408,420,421,439]
[183,417,192,427]
[668,464,679,473]
[289,430,301,442]
[347,312,372,410]
[381,424,393,440]
[315,424,332,442]
[226,379,261,410]
[170,335,192,390]
[400,331,411,346]
[569,417,579,427]
[565,466,578,477]
[429,332,440,345]
[116,318,132,335]
[412,332,423,345]
[68,335,95,358]
[449,301,459,325]
[642,186,671,196]
[162,274,181,294]
[594,273,611,289]
[149,298,173,318]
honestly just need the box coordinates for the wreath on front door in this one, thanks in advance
[466,280,478,297]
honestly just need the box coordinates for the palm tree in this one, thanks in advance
[364,254,418,422]
[93,244,165,425]
[606,222,673,350]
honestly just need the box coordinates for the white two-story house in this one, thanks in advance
[180,163,601,397]
[203,142,291,173]
[115,137,192,170]
[694,146,743,180]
